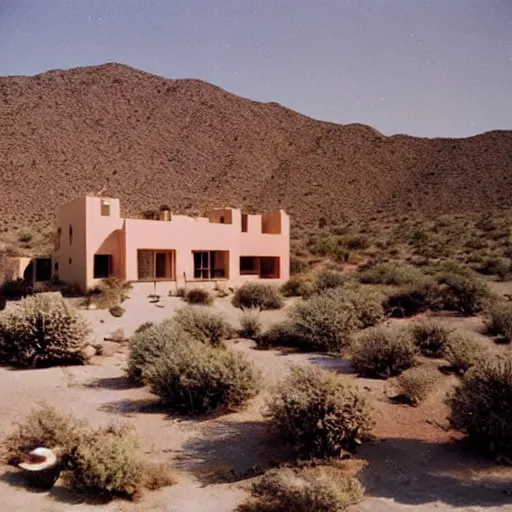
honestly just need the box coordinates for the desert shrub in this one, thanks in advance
[175,287,186,298]
[0,293,90,368]
[307,233,349,263]
[398,365,438,405]
[86,277,132,309]
[145,340,261,414]
[140,463,176,490]
[68,424,142,500]
[172,306,233,346]
[448,355,512,458]
[2,404,86,467]
[109,305,125,317]
[484,301,512,343]
[237,466,364,512]
[0,278,33,301]
[411,320,451,357]
[184,287,214,306]
[358,262,426,286]
[436,271,491,315]
[290,257,311,275]
[383,280,440,318]
[238,308,262,339]
[280,277,313,297]
[351,325,417,378]
[313,270,346,293]
[127,321,191,384]
[257,321,301,350]
[232,283,284,310]
[267,366,374,457]
[288,287,384,352]
[39,277,82,297]
[133,321,154,335]
[444,331,489,375]
[17,229,33,244]
[477,257,512,281]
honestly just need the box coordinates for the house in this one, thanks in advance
[51,196,290,293]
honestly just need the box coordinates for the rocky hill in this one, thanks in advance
[1,63,511,235]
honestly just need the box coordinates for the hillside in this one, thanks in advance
[1,63,512,238]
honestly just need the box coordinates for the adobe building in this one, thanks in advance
[51,197,290,293]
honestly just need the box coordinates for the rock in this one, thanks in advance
[82,345,97,359]
[87,303,97,310]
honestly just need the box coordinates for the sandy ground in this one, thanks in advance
[0,289,511,511]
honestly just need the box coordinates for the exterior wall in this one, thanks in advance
[52,197,88,290]
[51,196,290,291]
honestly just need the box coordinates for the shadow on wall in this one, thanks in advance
[358,438,512,507]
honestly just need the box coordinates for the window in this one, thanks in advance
[240,256,258,275]
[137,250,175,280]
[68,258,72,265]
[193,251,228,279]
[101,200,111,216]
[94,255,112,279]
[35,258,51,282]
[54,262,59,273]
[241,214,248,232]
[55,228,62,250]
[68,225,73,246]
[239,256,280,278]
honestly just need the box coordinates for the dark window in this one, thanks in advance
[241,214,248,232]
[68,258,72,265]
[220,216,225,224]
[69,225,73,246]
[35,258,51,282]
[94,255,112,279]
[54,262,59,272]
[240,256,258,274]
[193,251,226,279]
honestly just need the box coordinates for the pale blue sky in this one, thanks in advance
[1,0,511,137]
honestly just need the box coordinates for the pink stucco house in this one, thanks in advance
[51,197,290,292]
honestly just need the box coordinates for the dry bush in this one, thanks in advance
[85,277,132,309]
[257,321,301,350]
[232,283,284,310]
[448,355,512,458]
[477,257,512,281]
[444,331,489,375]
[133,321,154,335]
[39,277,82,297]
[383,279,440,318]
[238,308,262,339]
[411,320,451,357]
[398,366,438,405]
[0,292,90,368]
[287,287,384,353]
[358,262,426,286]
[236,466,364,512]
[313,270,346,293]
[266,366,374,457]
[127,321,192,384]
[145,340,261,414]
[0,278,33,301]
[436,271,491,316]
[184,287,214,306]
[68,424,143,500]
[172,306,233,346]
[351,325,417,378]
[2,404,86,467]
[280,276,313,297]
[485,301,512,343]
[140,462,176,490]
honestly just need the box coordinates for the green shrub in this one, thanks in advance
[307,233,348,263]
[444,331,489,375]
[436,271,491,316]
[127,321,191,384]
[39,277,82,297]
[140,463,176,490]
[485,301,512,343]
[0,293,90,368]
[133,321,154,335]
[448,355,512,458]
[237,466,364,512]
[280,277,313,297]
[68,424,143,500]
[288,288,384,352]
[109,305,125,317]
[266,366,374,457]
[185,287,214,306]
[232,283,284,310]
[145,341,261,414]
[0,278,33,301]
[351,325,417,378]
[257,322,301,350]
[290,257,310,275]
[2,404,86,467]
[383,280,440,318]
[313,270,346,293]
[358,262,426,286]
[398,366,438,405]
[172,307,232,347]
[86,277,132,309]
[477,257,512,281]
[411,320,451,357]
[238,308,262,339]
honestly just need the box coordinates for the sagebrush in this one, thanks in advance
[444,331,489,375]
[398,365,438,405]
[485,301,512,343]
[184,287,214,306]
[238,308,262,339]
[411,320,451,358]
[232,283,284,310]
